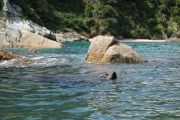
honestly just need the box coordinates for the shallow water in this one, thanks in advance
[0,42,180,120]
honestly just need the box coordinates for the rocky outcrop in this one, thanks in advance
[85,35,145,64]
[20,32,64,49]
[0,50,32,63]
[8,17,52,37]
[0,0,65,49]
[56,32,88,42]
[1,0,92,50]
[2,0,51,36]
[0,0,61,49]
[0,29,64,49]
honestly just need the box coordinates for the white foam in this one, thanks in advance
[0,53,84,67]
[31,56,45,60]
[0,59,17,67]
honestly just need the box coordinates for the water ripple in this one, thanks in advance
[0,42,180,119]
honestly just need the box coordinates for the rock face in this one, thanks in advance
[85,35,144,64]
[2,0,51,37]
[8,17,52,37]
[20,32,64,49]
[5,27,22,47]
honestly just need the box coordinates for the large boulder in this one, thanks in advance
[85,35,145,64]
[86,35,118,63]
[101,44,144,63]
[20,32,64,49]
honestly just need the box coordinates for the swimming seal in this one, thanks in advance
[98,71,117,80]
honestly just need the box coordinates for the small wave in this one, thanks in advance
[31,56,45,60]
[0,53,84,68]
[29,54,84,67]
[0,59,17,67]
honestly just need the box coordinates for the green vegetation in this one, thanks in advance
[12,0,180,39]
[0,0,3,10]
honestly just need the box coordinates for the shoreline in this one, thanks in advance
[119,38,180,42]
[120,39,166,42]
[119,39,180,42]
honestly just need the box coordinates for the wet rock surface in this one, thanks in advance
[0,50,32,63]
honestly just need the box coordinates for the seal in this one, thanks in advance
[98,71,117,80]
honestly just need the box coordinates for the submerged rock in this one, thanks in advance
[0,50,17,60]
[0,50,32,63]
[85,35,144,64]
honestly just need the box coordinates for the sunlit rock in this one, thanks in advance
[85,35,118,63]
[101,44,144,63]
[0,50,32,63]
[85,35,144,64]
[20,31,64,49]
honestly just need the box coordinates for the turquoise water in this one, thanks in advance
[0,42,180,120]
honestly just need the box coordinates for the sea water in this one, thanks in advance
[0,42,179,119]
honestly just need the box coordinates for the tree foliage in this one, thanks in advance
[0,0,3,10]
[12,0,180,39]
